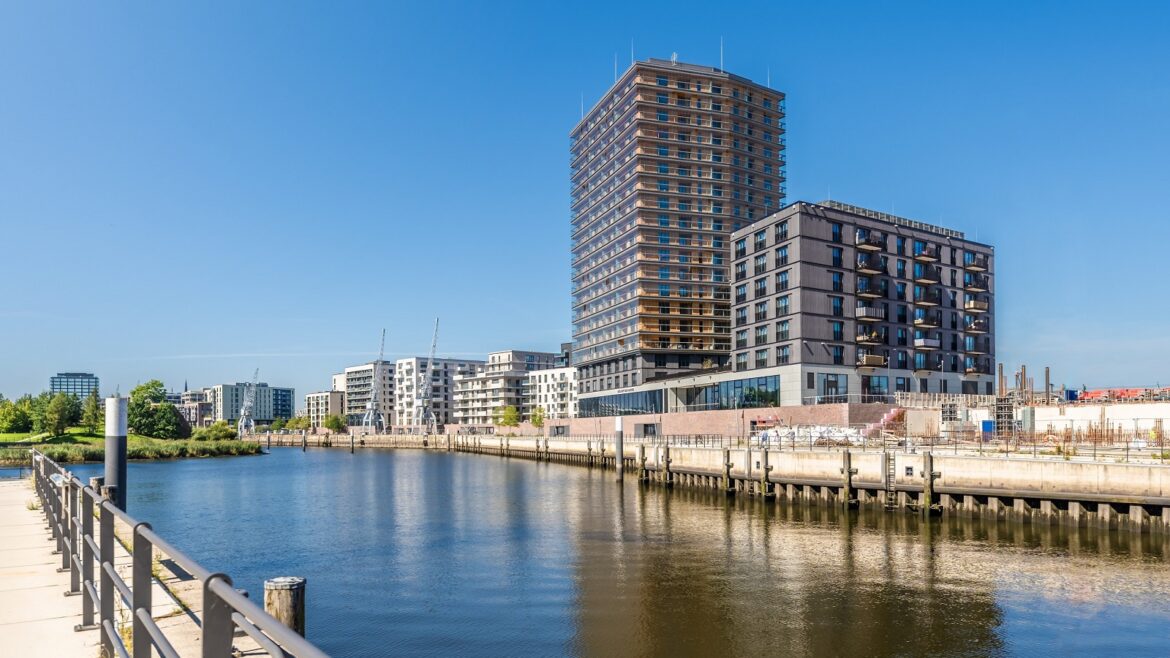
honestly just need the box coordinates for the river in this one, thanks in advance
[73,448,1170,657]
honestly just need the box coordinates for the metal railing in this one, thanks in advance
[29,448,329,658]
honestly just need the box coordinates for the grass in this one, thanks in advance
[0,427,262,465]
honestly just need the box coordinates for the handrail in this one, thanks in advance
[29,448,331,658]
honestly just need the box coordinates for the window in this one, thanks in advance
[754,301,768,321]
[734,239,747,258]
[777,270,789,291]
[656,75,668,86]
[659,284,670,297]
[831,222,842,243]
[896,259,906,278]
[735,284,747,303]
[767,294,786,316]
[755,325,768,345]
[735,308,748,326]
[735,330,748,349]
[656,93,667,104]
[754,254,767,275]
[830,321,844,341]
[734,262,747,281]
[830,247,843,268]
[658,231,669,244]
[754,230,767,251]
[655,355,668,367]
[830,296,843,317]
[831,346,845,365]
[755,349,769,368]
[831,271,843,293]
[735,352,748,370]
[776,245,789,266]
[777,345,791,364]
[776,319,790,340]
[896,237,905,255]
[754,278,767,298]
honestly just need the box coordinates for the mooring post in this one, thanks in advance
[841,450,857,508]
[350,431,355,454]
[760,448,774,498]
[104,396,128,510]
[264,576,307,637]
[663,445,673,487]
[636,444,647,481]
[614,417,624,480]
[923,452,937,515]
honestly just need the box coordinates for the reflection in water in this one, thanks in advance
[73,450,1170,657]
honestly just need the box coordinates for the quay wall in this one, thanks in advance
[250,433,1170,532]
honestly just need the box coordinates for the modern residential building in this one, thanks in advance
[572,201,994,416]
[393,357,484,429]
[453,350,557,425]
[331,373,347,395]
[176,401,212,428]
[527,367,579,419]
[305,390,345,429]
[572,58,786,403]
[49,372,99,399]
[204,382,296,424]
[342,361,394,426]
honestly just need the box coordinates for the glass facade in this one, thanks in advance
[678,375,780,412]
[579,390,664,418]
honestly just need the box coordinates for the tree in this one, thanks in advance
[531,406,545,429]
[82,390,103,434]
[191,420,237,441]
[285,415,311,431]
[270,417,286,432]
[0,399,32,433]
[44,393,75,436]
[500,405,520,427]
[323,414,346,434]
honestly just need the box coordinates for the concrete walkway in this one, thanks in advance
[0,478,99,657]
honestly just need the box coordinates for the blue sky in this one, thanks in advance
[2,1,1169,401]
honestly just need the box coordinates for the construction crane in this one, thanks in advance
[413,318,439,434]
[237,368,259,437]
[361,329,387,435]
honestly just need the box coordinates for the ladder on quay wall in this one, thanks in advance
[884,450,897,509]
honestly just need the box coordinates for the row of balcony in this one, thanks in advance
[855,353,993,376]
[855,331,991,353]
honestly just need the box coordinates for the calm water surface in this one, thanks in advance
[74,448,1170,657]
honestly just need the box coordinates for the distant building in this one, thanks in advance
[394,357,484,429]
[305,391,345,429]
[203,383,295,424]
[527,367,579,419]
[176,401,212,428]
[342,361,394,427]
[453,350,557,425]
[49,372,99,400]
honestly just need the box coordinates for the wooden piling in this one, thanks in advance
[264,576,306,637]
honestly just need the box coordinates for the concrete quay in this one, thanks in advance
[257,433,1170,533]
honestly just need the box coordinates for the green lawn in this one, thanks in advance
[0,427,262,464]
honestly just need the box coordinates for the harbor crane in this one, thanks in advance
[413,318,440,434]
[361,329,387,435]
[237,367,259,437]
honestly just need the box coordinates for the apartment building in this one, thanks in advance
[727,200,995,403]
[49,372,99,399]
[204,382,296,424]
[453,350,556,425]
[305,390,345,429]
[527,367,579,419]
[572,58,786,403]
[393,357,484,429]
[342,361,394,426]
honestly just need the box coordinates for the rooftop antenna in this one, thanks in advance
[671,52,678,65]
[630,39,634,66]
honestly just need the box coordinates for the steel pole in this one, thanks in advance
[104,397,128,511]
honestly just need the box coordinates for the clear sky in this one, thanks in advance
[2,1,1169,401]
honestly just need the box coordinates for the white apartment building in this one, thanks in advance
[305,390,344,429]
[527,366,579,419]
[394,357,484,428]
[453,350,557,425]
[343,361,394,427]
[204,383,295,424]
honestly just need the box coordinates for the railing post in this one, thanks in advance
[99,499,115,657]
[202,574,236,657]
[67,481,81,591]
[58,477,70,571]
[77,481,98,630]
[132,522,153,658]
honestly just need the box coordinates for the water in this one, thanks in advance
[72,449,1170,657]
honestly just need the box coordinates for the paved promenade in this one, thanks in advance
[0,478,98,657]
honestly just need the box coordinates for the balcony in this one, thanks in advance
[913,243,940,262]
[856,330,882,345]
[913,355,943,374]
[855,229,886,251]
[856,277,885,299]
[965,359,993,376]
[913,311,942,328]
[855,253,885,275]
[965,318,990,334]
[913,265,942,284]
[965,274,990,293]
[964,298,990,314]
[964,252,990,272]
[967,338,992,355]
[913,288,942,307]
[913,337,941,351]
[855,304,886,322]
[857,354,888,368]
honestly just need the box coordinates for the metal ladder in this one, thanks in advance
[884,451,898,509]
